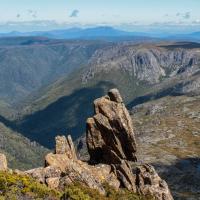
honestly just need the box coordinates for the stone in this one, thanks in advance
[45,153,70,172]
[0,153,7,171]
[86,88,137,164]
[25,166,61,184]
[59,160,106,195]
[44,136,115,195]
[25,167,45,183]
[135,164,173,200]
[112,161,137,192]
[55,135,77,160]
[89,164,120,190]
[46,177,60,189]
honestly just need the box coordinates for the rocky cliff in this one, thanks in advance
[82,43,200,85]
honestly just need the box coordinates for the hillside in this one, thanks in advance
[14,42,200,148]
[0,120,48,170]
[131,95,200,200]
[0,37,109,105]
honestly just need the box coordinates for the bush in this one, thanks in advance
[0,172,61,200]
[0,172,153,200]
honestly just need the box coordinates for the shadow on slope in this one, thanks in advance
[0,115,17,130]
[153,157,200,200]
[127,82,187,109]
[17,81,115,148]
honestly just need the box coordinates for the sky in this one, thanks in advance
[0,0,200,33]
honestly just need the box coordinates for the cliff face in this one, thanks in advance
[82,43,200,86]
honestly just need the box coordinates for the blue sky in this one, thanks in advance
[0,0,200,32]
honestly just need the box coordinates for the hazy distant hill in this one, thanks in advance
[1,26,200,42]
[0,26,151,40]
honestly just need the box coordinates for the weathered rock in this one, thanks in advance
[136,164,173,200]
[86,88,137,164]
[45,153,70,172]
[112,161,137,192]
[44,135,118,194]
[92,164,120,190]
[25,166,61,184]
[0,153,7,171]
[86,89,173,199]
[46,177,60,189]
[55,135,77,160]
[59,160,106,195]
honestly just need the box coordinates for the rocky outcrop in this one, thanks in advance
[86,89,173,200]
[25,134,119,194]
[86,88,137,164]
[55,135,77,160]
[0,153,7,171]
[16,89,173,199]
[136,164,173,200]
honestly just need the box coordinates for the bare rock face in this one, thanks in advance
[55,135,77,160]
[0,153,7,171]
[136,164,173,200]
[86,88,137,164]
[25,135,119,194]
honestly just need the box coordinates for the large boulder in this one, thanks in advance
[86,88,137,164]
[0,153,7,171]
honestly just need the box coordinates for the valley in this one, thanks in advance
[0,36,199,199]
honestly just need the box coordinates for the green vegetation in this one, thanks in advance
[0,171,61,200]
[0,122,49,170]
[0,172,151,200]
[62,183,151,200]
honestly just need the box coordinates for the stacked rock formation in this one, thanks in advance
[86,88,137,164]
[14,88,173,200]
[86,89,173,200]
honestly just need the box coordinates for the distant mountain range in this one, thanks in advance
[0,26,199,41]
[0,26,150,40]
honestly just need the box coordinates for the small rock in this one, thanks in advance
[46,177,60,189]
[55,135,77,160]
